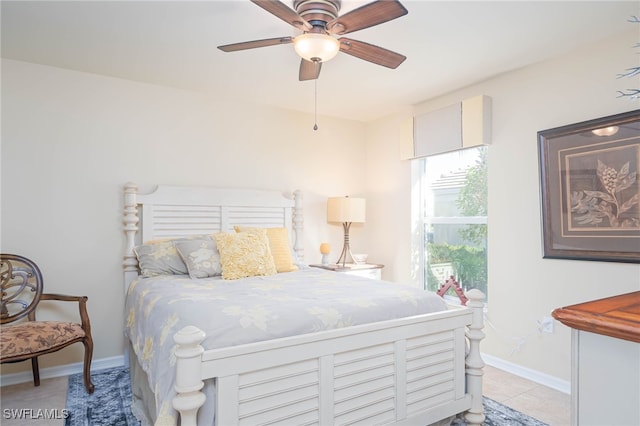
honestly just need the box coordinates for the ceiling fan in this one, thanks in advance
[217,0,408,81]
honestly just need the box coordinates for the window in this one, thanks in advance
[415,147,488,299]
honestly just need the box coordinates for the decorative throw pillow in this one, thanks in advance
[214,231,277,280]
[175,239,222,279]
[234,226,298,273]
[133,235,211,277]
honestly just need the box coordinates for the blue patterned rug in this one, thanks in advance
[66,366,548,425]
[453,398,549,426]
[65,366,139,426]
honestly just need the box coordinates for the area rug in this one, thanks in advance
[452,397,549,426]
[66,366,548,425]
[65,366,139,426]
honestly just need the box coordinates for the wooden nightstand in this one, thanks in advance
[309,263,384,280]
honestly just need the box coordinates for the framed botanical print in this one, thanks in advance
[538,110,640,263]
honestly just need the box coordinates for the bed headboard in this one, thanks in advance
[122,182,303,290]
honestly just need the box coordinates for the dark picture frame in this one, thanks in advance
[538,110,640,263]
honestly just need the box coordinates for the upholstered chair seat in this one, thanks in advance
[1,321,86,358]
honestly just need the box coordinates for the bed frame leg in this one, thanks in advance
[464,289,486,426]
[173,326,206,426]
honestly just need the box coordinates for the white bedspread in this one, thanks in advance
[124,267,447,424]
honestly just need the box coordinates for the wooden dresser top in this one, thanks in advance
[552,291,640,343]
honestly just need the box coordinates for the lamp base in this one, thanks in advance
[335,222,354,267]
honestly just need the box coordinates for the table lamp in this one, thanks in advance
[327,196,366,267]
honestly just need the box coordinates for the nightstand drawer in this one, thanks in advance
[343,268,381,280]
[309,263,384,280]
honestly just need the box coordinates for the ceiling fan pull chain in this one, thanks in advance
[314,79,318,131]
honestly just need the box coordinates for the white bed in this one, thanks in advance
[122,183,485,426]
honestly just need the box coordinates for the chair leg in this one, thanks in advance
[82,337,95,394]
[31,357,40,387]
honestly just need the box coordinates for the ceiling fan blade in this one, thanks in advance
[326,0,408,35]
[339,38,406,68]
[218,36,293,52]
[251,0,312,31]
[299,59,322,81]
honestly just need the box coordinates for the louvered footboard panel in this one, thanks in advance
[225,334,465,426]
[334,343,397,425]
[405,330,463,417]
[237,359,321,426]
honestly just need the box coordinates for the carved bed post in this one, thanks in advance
[464,289,486,425]
[293,190,304,263]
[173,326,206,426]
[123,182,139,293]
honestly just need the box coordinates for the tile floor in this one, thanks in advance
[0,364,570,425]
[0,376,68,426]
[482,365,570,425]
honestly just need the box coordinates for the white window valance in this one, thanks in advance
[401,95,492,159]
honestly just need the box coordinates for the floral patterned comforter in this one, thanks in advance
[124,267,447,425]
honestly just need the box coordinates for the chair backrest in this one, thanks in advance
[1,254,43,324]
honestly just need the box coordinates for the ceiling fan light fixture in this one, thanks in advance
[293,33,340,63]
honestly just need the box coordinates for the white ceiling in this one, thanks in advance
[2,1,637,122]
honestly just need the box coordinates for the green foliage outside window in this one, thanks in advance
[426,147,488,297]
[426,239,487,296]
[457,147,487,245]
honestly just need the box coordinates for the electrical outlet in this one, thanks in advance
[540,316,554,333]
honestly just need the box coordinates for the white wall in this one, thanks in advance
[365,29,640,382]
[0,59,367,373]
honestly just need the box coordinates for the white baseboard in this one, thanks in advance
[482,352,570,395]
[0,355,125,387]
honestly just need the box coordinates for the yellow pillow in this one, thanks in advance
[234,226,298,273]
[214,231,277,280]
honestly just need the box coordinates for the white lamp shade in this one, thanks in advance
[327,197,366,223]
[293,33,340,63]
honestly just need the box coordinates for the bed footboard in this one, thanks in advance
[172,290,485,426]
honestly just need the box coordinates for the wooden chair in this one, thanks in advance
[0,254,94,393]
